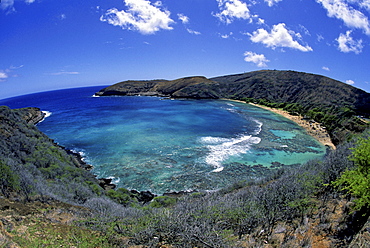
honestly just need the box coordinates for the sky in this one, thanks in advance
[1,0,370,100]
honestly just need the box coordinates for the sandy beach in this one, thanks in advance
[225,99,336,150]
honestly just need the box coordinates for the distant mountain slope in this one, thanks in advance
[95,76,217,98]
[210,70,370,116]
[96,70,370,116]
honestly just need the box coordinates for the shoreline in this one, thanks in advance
[224,99,336,150]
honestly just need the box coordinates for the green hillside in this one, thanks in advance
[1,70,370,247]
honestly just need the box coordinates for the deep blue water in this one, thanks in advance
[0,86,326,194]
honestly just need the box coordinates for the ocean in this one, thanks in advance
[0,86,326,194]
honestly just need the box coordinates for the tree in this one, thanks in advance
[333,135,370,210]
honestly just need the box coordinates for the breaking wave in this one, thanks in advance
[200,132,261,172]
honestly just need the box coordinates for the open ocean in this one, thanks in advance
[0,86,327,194]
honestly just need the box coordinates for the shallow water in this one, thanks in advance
[0,86,326,194]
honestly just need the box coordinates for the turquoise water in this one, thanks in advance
[0,87,327,194]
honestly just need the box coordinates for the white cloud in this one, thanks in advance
[59,14,67,20]
[220,32,233,38]
[1,0,35,12]
[0,65,23,82]
[358,0,370,11]
[317,0,370,35]
[317,34,325,42]
[249,23,313,52]
[264,0,282,7]
[9,65,24,70]
[178,13,189,24]
[257,18,265,25]
[1,0,15,11]
[0,71,9,82]
[100,0,174,35]
[299,24,311,36]
[337,30,363,53]
[214,0,254,24]
[346,79,355,84]
[187,29,201,35]
[322,66,330,71]
[46,71,80,76]
[244,51,270,67]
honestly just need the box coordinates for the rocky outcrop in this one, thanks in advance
[15,107,46,125]
[98,178,116,190]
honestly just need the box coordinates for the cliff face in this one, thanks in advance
[14,107,45,125]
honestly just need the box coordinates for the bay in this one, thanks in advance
[0,86,327,194]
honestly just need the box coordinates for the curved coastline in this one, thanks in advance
[224,99,336,150]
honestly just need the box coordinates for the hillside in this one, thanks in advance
[96,70,370,145]
[96,70,370,115]
[0,103,370,246]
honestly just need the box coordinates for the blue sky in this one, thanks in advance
[1,0,370,99]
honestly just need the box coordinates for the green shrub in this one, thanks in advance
[106,188,138,207]
[148,196,177,208]
[332,136,370,210]
[0,160,20,197]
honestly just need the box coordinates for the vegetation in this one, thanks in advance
[333,133,370,210]
[0,160,20,197]
[241,97,369,145]
[97,70,370,145]
[1,97,370,246]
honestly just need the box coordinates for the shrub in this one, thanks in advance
[333,135,370,210]
[106,188,138,207]
[149,196,177,208]
[0,160,20,197]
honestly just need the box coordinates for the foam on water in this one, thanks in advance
[200,133,261,172]
[38,111,52,124]
[42,111,52,118]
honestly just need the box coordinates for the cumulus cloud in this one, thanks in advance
[244,51,270,67]
[337,30,363,53]
[249,23,313,52]
[178,13,189,24]
[322,66,330,71]
[346,79,355,84]
[100,0,175,35]
[317,0,370,35]
[265,0,283,7]
[358,0,370,11]
[214,0,254,24]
